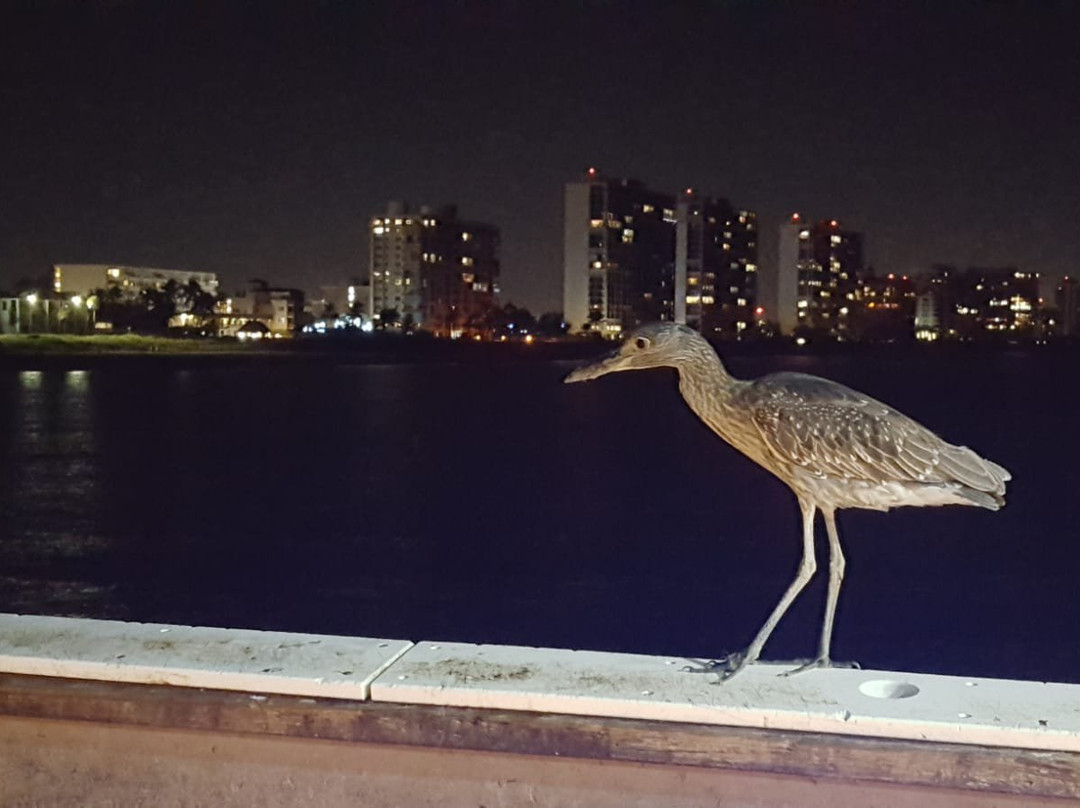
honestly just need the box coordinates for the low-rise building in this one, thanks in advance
[53,264,219,299]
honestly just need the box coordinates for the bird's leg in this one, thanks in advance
[781,508,859,676]
[687,498,818,682]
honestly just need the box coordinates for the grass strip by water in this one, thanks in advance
[0,334,264,355]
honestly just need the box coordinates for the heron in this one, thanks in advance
[564,323,1010,680]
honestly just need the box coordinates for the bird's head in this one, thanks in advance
[564,323,707,383]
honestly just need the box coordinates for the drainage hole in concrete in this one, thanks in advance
[858,679,920,699]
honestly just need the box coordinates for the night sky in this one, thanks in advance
[2,2,1078,313]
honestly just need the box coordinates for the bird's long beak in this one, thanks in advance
[563,350,632,383]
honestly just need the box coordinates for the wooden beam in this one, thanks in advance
[1,673,1077,799]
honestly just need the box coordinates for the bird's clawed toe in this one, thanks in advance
[779,657,861,677]
[682,649,751,682]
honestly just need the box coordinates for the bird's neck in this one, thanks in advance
[675,342,739,414]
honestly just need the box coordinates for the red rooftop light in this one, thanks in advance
[587,167,597,177]
[791,212,801,222]
[830,219,839,227]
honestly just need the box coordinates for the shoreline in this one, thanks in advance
[0,333,1067,370]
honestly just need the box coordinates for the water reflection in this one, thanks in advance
[0,370,121,618]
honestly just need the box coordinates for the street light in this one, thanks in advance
[25,293,38,305]
[71,295,83,307]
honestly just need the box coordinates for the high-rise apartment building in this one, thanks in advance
[763,215,863,336]
[849,272,917,342]
[955,267,1039,337]
[1055,275,1080,336]
[563,170,676,337]
[675,192,758,337]
[369,203,499,336]
[916,265,1039,340]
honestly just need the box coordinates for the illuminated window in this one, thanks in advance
[107,268,121,279]
[462,273,475,284]
[373,226,385,235]
[462,232,472,242]
[461,257,474,267]
[642,204,654,213]
[622,229,634,243]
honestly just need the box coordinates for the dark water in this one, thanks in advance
[1,352,1077,683]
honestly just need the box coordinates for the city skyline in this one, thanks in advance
[2,3,1078,314]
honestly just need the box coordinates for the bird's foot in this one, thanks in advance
[779,656,861,677]
[682,649,752,682]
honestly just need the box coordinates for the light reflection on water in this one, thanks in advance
[1,369,118,616]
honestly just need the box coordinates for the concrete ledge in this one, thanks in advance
[2,615,1079,801]
[373,640,1080,753]
[0,613,411,699]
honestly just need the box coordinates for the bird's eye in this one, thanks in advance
[635,337,649,350]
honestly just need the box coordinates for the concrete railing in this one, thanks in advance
[1,613,1078,806]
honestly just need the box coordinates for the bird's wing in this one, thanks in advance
[739,373,1009,492]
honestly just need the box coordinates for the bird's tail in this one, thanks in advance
[955,487,1005,511]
